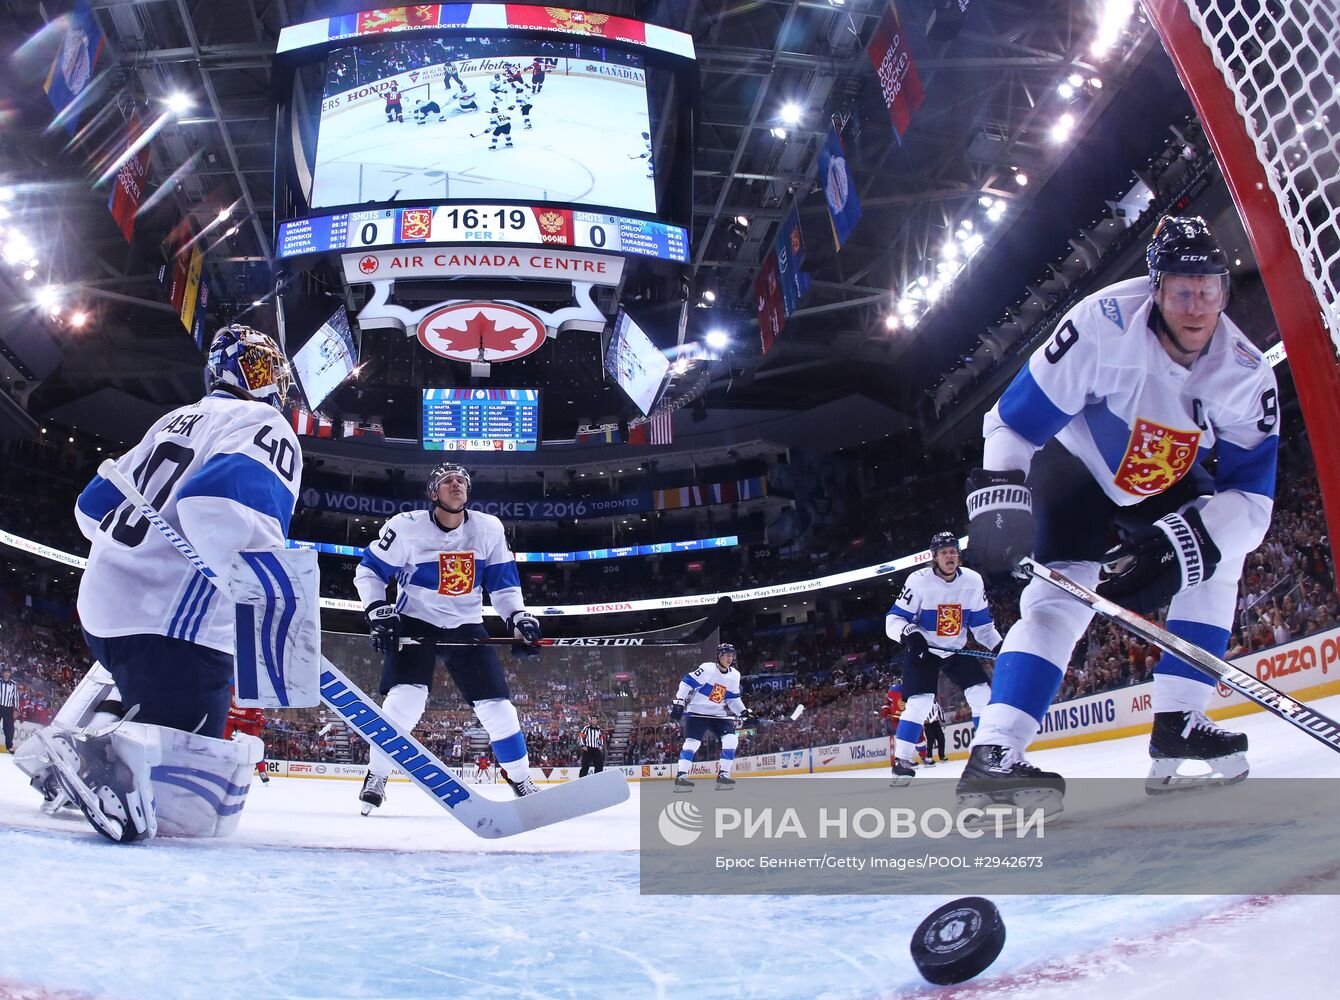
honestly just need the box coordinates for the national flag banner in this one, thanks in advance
[817,125,862,250]
[755,251,784,355]
[107,116,152,243]
[772,205,810,319]
[505,5,648,46]
[44,0,105,135]
[178,245,204,333]
[867,2,925,141]
[576,423,622,445]
[649,411,673,445]
[652,477,765,511]
[293,411,334,438]
[354,6,446,34]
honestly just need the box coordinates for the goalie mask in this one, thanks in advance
[427,462,472,514]
[205,325,292,411]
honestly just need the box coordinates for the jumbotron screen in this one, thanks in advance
[290,306,357,411]
[604,310,669,415]
[311,37,655,214]
[422,388,540,452]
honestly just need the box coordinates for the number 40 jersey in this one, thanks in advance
[73,392,302,654]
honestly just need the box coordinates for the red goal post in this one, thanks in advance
[1145,0,1340,583]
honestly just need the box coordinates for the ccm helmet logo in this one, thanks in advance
[1178,254,1210,262]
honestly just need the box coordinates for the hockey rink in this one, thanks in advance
[310,73,656,210]
[3,698,1339,1000]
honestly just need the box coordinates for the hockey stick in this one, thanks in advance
[399,596,732,649]
[95,459,630,837]
[1018,556,1340,754]
[927,645,996,660]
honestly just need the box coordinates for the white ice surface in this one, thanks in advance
[311,74,656,212]
[4,697,1340,999]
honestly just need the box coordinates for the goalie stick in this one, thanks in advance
[1019,556,1340,755]
[94,459,630,838]
[400,596,733,649]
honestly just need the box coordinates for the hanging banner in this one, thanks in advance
[817,125,863,250]
[44,0,105,134]
[107,116,152,242]
[867,2,925,141]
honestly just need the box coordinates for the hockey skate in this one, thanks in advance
[890,758,917,787]
[715,772,736,790]
[34,729,154,843]
[359,771,387,815]
[673,773,694,792]
[956,745,1066,818]
[504,773,541,797]
[1145,711,1249,795]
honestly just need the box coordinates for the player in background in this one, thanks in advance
[442,60,466,93]
[353,463,543,814]
[413,98,445,124]
[488,73,507,100]
[451,88,479,115]
[513,93,535,130]
[224,695,269,784]
[18,325,300,842]
[960,216,1279,810]
[473,752,492,784]
[879,681,908,784]
[670,643,757,790]
[504,62,526,93]
[529,58,547,93]
[482,106,514,150]
[383,82,403,123]
[886,533,1001,786]
[628,130,653,179]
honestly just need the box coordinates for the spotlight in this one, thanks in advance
[705,329,730,350]
[69,310,89,328]
[165,92,194,114]
[780,102,803,126]
[884,314,900,331]
[701,289,717,303]
[1014,171,1029,186]
[769,126,788,140]
[734,215,750,228]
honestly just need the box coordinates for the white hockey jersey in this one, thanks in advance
[675,663,746,719]
[353,508,526,628]
[74,392,302,654]
[983,276,1279,560]
[886,565,1002,657]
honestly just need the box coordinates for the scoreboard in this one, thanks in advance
[423,388,540,452]
[279,204,689,264]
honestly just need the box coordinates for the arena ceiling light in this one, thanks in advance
[34,285,59,310]
[883,313,900,331]
[769,126,788,140]
[986,201,1006,222]
[1050,112,1076,143]
[779,102,803,126]
[704,329,731,350]
[164,92,194,115]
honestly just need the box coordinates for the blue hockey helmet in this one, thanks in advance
[1146,216,1229,292]
[205,325,292,410]
[717,642,737,661]
[929,531,960,556]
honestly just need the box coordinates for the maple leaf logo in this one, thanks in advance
[358,255,379,274]
[426,310,531,355]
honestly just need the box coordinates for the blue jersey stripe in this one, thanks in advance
[172,574,209,640]
[187,586,215,643]
[177,453,294,533]
[359,549,398,584]
[1215,435,1278,499]
[916,609,938,631]
[409,560,443,591]
[964,607,993,627]
[887,605,914,622]
[1082,399,1138,476]
[76,474,122,523]
[996,366,1072,447]
[481,561,520,592]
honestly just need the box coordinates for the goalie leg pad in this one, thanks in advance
[148,725,263,837]
[231,547,322,710]
[36,725,158,843]
[14,663,123,786]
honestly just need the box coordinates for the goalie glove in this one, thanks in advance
[365,601,400,655]
[507,611,543,658]
[965,468,1034,575]
[1097,508,1221,615]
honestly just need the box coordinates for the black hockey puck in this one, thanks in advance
[909,896,1006,986]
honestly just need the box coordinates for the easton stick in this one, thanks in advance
[399,596,733,649]
[94,459,630,837]
[1018,556,1340,755]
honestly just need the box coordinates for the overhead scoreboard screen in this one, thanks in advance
[278,204,687,262]
[422,388,540,451]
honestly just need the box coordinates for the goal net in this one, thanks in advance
[1146,0,1340,570]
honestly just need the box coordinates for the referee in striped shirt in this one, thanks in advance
[0,667,17,753]
[577,717,605,776]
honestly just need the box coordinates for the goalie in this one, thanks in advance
[16,325,304,843]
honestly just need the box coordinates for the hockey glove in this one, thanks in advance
[670,703,685,722]
[1097,508,1221,615]
[508,611,543,658]
[965,468,1035,575]
[737,708,759,725]
[366,601,400,655]
[902,629,930,657]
